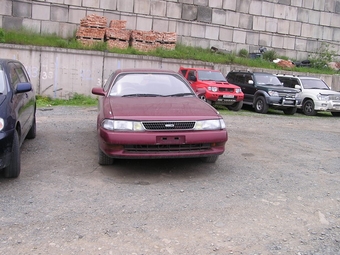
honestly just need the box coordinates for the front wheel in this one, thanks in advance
[3,130,21,178]
[283,107,297,115]
[302,99,316,116]
[254,96,268,114]
[227,101,243,111]
[98,147,114,165]
[26,115,36,139]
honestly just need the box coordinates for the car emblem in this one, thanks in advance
[165,124,175,128]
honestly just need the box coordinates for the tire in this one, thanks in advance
[283,107,297,115]
[254,96,268,114]
[199,95,207,102]
[26,115,36,139]
[227,101,243,111]
[3,130,21,178]
[302,99,316,116]
[201,155,219,163]
[331,112,340,117]
[98,147,114,165]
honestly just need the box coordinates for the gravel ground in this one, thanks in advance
[0,106,340,255]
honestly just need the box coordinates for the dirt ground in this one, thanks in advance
[0,106,340,255]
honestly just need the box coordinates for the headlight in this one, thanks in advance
[207,86,218,92]
[102,120,144,131]
[235,88,242,93]
[268,90,279,96]
[317,94,329,101]
[194,119,226,130]
[0,118,3,131]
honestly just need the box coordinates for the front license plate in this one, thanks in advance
[223,95,234,98]
[156,136,185,145]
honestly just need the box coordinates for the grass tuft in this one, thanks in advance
[36,93,98,107]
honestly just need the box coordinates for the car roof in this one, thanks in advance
[179,67,218,71]
[276,74,322,80]
[229,71,276,76]
[114,69,179,75]
[0,58,22,66]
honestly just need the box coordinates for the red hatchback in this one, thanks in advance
[92,69,228,165]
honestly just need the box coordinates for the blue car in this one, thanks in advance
[0,59,36,178]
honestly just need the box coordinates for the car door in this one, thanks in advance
[15,62,35,137]
[7,62,32,143]
[227,73,254,103]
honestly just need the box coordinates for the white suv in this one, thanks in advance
[276,75,340,116]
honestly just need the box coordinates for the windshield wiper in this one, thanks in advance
[122,94,163,97]
[165,93,194,97]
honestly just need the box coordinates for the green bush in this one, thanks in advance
[238,49,249,58]
[0,28,5,43]
[262,50,277,62]
[309,43,336,69]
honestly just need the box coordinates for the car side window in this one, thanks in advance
[228,73,249,86]
[245,74,253,85]
[180,69,187,77]
[8,63,21,90]
[103,73,115,91]
[278,77,296,88]
[187,70,197,81]
[15,64,29,83]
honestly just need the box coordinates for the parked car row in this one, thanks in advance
[180,67,340,117]
[2,58,339,176]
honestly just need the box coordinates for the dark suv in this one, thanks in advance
[226,71,300,115]
[0,59,36,178]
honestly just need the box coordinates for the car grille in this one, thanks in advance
[219,88,234,92]
[124,143,211,152]
[142,121,195,130]
[329,95,340,101]
[278,92,296,98]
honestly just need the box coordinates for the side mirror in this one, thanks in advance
[16,82,32,93]
[248,80,254,85]
[294,85,301,90]
[92,87,106,96]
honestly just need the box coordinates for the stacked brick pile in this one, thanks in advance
[105,20,131,50]
[76,14,107,45]
[155,32,177,50]
[76,15,177,51]
[130,30,158,52]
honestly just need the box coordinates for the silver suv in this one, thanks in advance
[276,75,340,116]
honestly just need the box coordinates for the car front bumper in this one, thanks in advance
[267,97,299,107]
[98,128,228,159]
[205,91,244,105]
[313,100,340,112]
[0,130,14,169]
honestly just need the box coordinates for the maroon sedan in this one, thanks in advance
[92,69,228,165]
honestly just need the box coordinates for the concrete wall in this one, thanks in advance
[1,43,339,98]
[1,0,340,61]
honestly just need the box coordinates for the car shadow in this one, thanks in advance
[98,157,221,183]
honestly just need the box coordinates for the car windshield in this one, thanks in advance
[0,70,5,93]
[197,70,226,82]
[300,78,330,90]
[255,74,282,86]
[109,73,194,97]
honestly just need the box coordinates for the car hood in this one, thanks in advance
[107,97,220,121]
[304,88,340,96]
[258,84,298,92]
[200,80,238,88]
